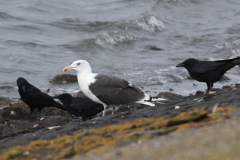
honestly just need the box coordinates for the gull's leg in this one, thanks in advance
[102,104,107,117]
[112,106,115,115]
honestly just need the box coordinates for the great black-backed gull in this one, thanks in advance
[63,60,155,116]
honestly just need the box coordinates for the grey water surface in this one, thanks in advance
[1,0,240,101]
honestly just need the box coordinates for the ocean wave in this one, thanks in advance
[4,40,51,48]
[63,31,137,52]
[52,15,165,33]
[131,16,165,33]
[155,0,178,2]
[97,32,137,45]
[146,73,185,86]
[0,12,24,20]
[62,38,103,52]
[115,15,165,33]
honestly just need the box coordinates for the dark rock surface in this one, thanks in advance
[153,92,183,101]
[0,101,74,141]
[195,90,204,96]
[76,91,87,97]
[146,45,163,51]
[0,97,15,106]
[49,74,77,84]
[1,84,240,154]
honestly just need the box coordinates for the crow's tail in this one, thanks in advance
[233,57,240,64]
[214,56,240,63]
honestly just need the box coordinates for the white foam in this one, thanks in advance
[151,98,167,101]
[98,32,137,45]
[135,16,165,33]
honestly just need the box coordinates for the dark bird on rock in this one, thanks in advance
[53,93,104,121]
[17,77,65,118]
[176,57,240,94]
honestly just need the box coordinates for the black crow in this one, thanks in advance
[53,93,104,121]
[176,57,240,94]
[17,77,65,118]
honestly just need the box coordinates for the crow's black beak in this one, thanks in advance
[176,62,185,67]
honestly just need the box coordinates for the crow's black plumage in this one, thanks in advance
[53,93,104,121]
[17,77,65,118]
[176,57,240,94]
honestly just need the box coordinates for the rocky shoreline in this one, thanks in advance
[1,82,240,159]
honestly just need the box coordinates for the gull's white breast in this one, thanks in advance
[77,73,105,105]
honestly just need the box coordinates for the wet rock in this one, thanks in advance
[41,116,70,126]
[0,101,73,121]
[154,92,183,101]
[0,102,75,139]
[234,84,240,88]
[39,107,71,117]
[105,110,113,116]
[210,88,221,92]
[229,84,240,89]
[230,84,236,88]
[133,103,148,109]
[50,74,77,84]
[0,96,91,140]
[187,76,193,80]
[117,106,130,113]
[0,97,14,105]
[0,118,4,124]
[222,84,240,90]
[146,45,163,51]
[0,102,29,120]
[76,91,87,98]
[0,86,14,89]
[2,84,240,157]
[0,124,4,133]
[195,91,204,96]
[222,85,231,90]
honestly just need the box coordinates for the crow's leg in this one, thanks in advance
[203,82,214,100]
[24,112,32,119]
[205,82,211,95]
[24,108,38,119]
[211,83,214,89]
[24,107,34,119]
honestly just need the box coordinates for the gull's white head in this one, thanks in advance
[63,60,92,74]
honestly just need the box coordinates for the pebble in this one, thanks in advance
[175,106,180,109]
[33,124,39,128]
[47,126,60,130]
[10,111,16,117]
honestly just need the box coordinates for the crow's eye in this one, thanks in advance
[77,63,80,65]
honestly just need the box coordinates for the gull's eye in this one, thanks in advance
[77,63,80,65]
